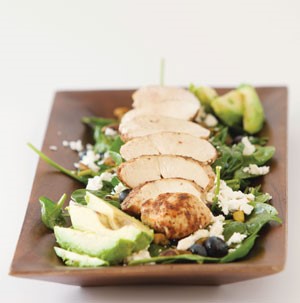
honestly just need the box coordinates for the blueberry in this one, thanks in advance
[119,189,131,203]
[204,236,228,258]
[188,244,207,256]
[232,135,243,144]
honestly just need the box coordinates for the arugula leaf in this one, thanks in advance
[39,194,67,230]
[243,146,275,166]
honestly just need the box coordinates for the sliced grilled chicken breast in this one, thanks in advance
[121,178,203,216]
[119,115,210,142]
[120,132,217,164]
[141,192,212,239]
[117,155,215,190]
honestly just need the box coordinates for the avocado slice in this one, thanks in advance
[211,90,244,127]
[54,225,139,264]
[190,85,218,111]
[238,85,265,134]
[85,192,153,251]
[54,246,108,267]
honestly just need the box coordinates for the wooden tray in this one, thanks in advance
[10,87,288,286]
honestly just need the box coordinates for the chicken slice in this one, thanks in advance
[121,178,204,216]
[119,115,210,142]
[120,132,217,164]
[141,192,212,239]
[117,155,215,190]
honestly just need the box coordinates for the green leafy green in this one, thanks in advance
[71,189,120,208]
[82,116,116,129]
[220,233,258,263]
[223,221,248,241]
[109,136,124,153]
[28,143,87,185]
[129,254,218,266]
[39,194,67,230]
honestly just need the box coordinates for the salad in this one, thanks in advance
[29,84,282,267]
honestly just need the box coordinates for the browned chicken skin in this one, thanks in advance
[141,193,212,239]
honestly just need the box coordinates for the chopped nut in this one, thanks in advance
[233,210,245,222]
[104,157,116,166]
[78,163,89,171]
[113,107,130,120]
[159,249,180,257]
[153,233,170,246]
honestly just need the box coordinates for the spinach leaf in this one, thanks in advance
[82,116,116,129]
[220,233,258,263]
[129,254,218,266]
[39,194,67,230]
[108,151,123,166]
[249,136,269,146]
[148,243,166,257]
[110,136,124,153]
[28,143,87,185]
[210,126,229,147]
[223,221,248,241]
[71,189,120,209]
[225,179,241,190]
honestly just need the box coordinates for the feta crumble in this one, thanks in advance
[104,127,118,136]
[126,249,151,262]
[80,150,100,172]
[209,215,225,240]
[226,232,247,246]
[177,229,209,250]
[49,145,58,151]
[114,182,127,194]
[242,137,256,156]
[86,172,115,191]
[86,176,103,191]
[62,139,83,152]
[208,180,255,215]
[243,164,270,175]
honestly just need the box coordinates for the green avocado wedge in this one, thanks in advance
[54,226,136,264]
[211,90,244,127]
[190,85,218,111]
[238,85,265,134]
[85,192,154,251]
[54,247,108,267]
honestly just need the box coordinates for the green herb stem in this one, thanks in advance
[28,143,87,184]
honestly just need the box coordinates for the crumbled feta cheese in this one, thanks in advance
[86,176,103,191]
[86,172,115,191]
[226,232,247,246]
[177,229,210,250]
[213,180,254,215]
[74,162,79,169]
[86,143,93,150]
[114,182,127,194]
[104,127,118,136]
[62,140,69,147]
[204,114,218,127]
[194,107,206,123]
[126,249,151,262]
[69,140,84,152]
[80,150,100,172]
[100,172,114,182]
[209,215,225,239]
[49,145,58,151]
[242,137,256,156]
[243,164,270,175]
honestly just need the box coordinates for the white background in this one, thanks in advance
[0,0,299,302]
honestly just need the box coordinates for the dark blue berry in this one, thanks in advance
[188,244,207,256]
[119,189,131,203]
[204,236,228,258]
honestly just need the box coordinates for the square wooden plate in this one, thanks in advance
[10,87,288,286]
